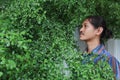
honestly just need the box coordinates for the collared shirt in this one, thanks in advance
[83,44,120,80]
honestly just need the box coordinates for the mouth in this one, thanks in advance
[80,34,83,37]
[80,32,84,36]
[80,34,84,38]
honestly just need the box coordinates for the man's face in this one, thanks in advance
[80,19,98,41]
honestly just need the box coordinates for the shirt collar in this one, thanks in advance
[92,44,105,54]
[83,44,105,55]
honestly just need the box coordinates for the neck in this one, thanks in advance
[86,38,100,53]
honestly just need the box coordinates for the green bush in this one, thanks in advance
[0,0,119,79]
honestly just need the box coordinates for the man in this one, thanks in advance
[80,15,120,79]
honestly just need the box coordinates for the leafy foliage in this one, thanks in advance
[0,0,119,79]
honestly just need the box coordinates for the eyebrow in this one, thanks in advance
[82,23,87,26]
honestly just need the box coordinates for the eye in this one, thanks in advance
[84,25,87,28]
[84,24,88,28]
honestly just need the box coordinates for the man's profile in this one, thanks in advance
[79,15,120,79]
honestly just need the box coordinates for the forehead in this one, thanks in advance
[82,19,96,29]
[82,19,91,25]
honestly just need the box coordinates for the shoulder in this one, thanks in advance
[101,49,120,79]
[100,49,112,57]
[101,49,120,63]
[108,54,120,79]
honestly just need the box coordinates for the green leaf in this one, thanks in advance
[6,60,16,69]
[0,72,3,77]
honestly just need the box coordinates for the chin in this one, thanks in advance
[80,38,85,41]
[80,37,88,41]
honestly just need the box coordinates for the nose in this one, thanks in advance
[80,27,84,32]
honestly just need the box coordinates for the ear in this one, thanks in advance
[96,27,103,36]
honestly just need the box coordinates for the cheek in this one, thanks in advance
[85,30,96,38]
[87,28,96,34]
[87,31,95,35]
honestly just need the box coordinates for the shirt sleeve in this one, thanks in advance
[108,56,120,80]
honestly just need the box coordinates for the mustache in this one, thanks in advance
[79,31,84,35]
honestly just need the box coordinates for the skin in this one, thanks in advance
[80,19,103,53]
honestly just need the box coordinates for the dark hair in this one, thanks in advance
[85,15,113,44]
